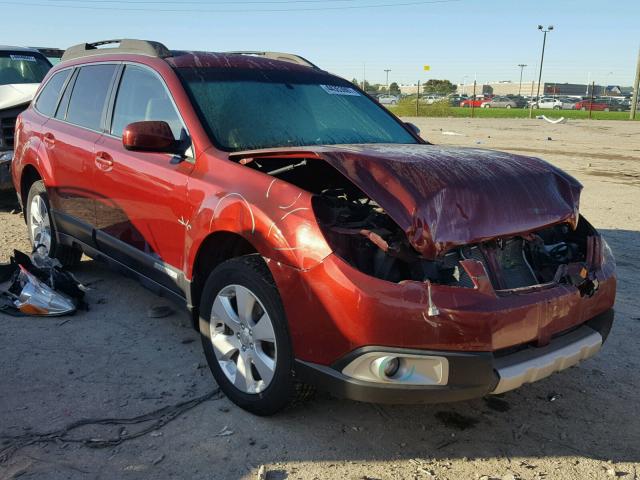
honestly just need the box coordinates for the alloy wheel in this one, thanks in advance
[209,284,277,394]
[29,195,52,254]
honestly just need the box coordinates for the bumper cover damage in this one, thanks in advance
[295,309,613,404]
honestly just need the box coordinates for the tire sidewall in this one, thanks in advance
[198,256,294,415]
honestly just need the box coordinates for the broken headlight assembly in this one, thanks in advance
[311,189,465,285]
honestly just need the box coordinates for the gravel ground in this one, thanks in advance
[0,118,639,480]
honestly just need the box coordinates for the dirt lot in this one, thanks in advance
[1,118,639,480]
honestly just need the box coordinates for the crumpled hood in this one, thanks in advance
[0,83,38,110]
[232,144,582,259]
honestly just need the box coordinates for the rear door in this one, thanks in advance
[40,63,118,245]
[93,63,194,294]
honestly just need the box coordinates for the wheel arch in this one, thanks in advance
[20,164,43,217]
[189,230,259,328]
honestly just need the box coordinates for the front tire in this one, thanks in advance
[26,181,81,267]
[198,255,309,415]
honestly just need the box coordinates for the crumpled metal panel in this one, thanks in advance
[231,144,582,259]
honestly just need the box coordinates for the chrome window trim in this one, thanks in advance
[42,61,120,136]
[32,66,75,117]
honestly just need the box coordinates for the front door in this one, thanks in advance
[93,64,194,294]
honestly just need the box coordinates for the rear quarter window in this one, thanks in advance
[34,69,71,117]
[66,64,117,131]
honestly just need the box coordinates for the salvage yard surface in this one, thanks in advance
[1,118,639,480]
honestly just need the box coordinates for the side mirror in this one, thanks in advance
[405,122,421,137]
[122,121,182,155]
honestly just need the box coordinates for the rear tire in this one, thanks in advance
[198,255,311,415]
[26,181,81,267]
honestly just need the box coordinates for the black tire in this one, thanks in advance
[198,254,312,415]
[26,181,81,267]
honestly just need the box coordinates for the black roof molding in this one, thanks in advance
[61,39,172,62]
[225,51,319,69]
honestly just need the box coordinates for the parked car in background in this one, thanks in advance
[530,97,563,109]
[34,47,65,65]
[460,96,486,108]
[13,39,616,415]
[423,94,444,104]
[481,96,524,109]
[378,94,399,105]
[574,98,624,112]
[447,94,467,106]
[0,45,52,191]
[557,97,578,110]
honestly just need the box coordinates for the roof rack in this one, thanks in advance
[225,51,319,69]
[61,39,171,62]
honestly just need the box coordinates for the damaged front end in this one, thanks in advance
[312,185,609,298]
[230,144,616,360]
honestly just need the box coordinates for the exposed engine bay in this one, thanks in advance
[312,188,600,295]
[235,154,599,295]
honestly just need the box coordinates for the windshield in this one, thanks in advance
[177,67,418,151]
[0,51,51,86]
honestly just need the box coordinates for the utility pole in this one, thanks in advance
[517,64,527,95]
[589,81,595,120]
[384,69,391,92]
[529,80,535,119]
[471,80,477,118]
[631,45,640,120]
[535,25,554,103]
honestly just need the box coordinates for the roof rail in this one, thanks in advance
[225,51,319,69]
[61,39,171,62]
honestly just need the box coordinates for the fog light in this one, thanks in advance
[342,351,449,386]
[381,356,400,378]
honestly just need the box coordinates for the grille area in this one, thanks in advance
[458,240,538,290]
[0,115,17,149]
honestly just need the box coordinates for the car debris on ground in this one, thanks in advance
[0,248,86,316]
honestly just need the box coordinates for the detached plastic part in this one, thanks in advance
[13,265,76,316]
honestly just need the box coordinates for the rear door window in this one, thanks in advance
[66,64,117,131]
[110,64,184,139]
[34,69,71,117]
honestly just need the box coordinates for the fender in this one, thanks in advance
[13,112,57,196]
[183,158,331,280]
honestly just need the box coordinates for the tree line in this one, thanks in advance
[350,79,457,96]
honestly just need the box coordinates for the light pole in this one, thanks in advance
[535,25,553,103]
[461,75,468,95]
[517,64,527,95]
[384,69,391,92]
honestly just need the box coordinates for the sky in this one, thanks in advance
[1,0,639,87]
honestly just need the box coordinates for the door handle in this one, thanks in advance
[95,152,114,171]
[43,132,55,147]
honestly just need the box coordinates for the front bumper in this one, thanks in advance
[294,309,613,404]
[0,150,13,191]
